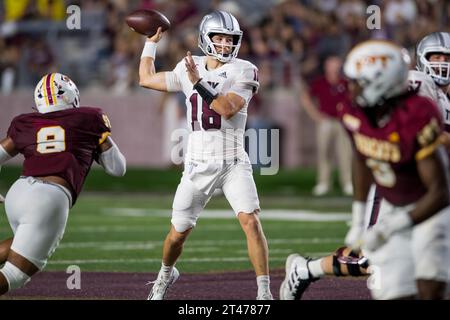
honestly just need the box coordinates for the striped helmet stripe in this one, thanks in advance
[222,11,232,30]
[42,74,50,106]
[217,11,226,29]
[49,73,57,105]
[437,32,450,48]
[226,12,234,30]
[45,73,55,105]
[443,33,450,48]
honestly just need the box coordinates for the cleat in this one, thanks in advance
[147,267,179,300]
[279,254,318,300]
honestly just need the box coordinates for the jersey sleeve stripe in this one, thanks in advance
[98,132,111,145]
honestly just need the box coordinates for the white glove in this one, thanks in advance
[345,201,366,248]
[362,211,413,252]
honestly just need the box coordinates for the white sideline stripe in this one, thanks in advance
[103,208,350,222]
[65,223,344,233]
[58,238,343,249]
[47,254,330,265]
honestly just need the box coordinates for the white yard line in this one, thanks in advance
[58,237,343,250]
[102,208,350,222]
[47,253,331,265]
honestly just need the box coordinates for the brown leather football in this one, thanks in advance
[125,9,170,36]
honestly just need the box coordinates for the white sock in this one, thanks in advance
[308,258,325,278]
[256,275,271,296]
[160,262,173,280]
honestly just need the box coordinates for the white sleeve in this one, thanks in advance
[0,145,12,165]
[165,60,184,92]
[408,70,438,101]
[228,65,260,103]
[99,138,126,177]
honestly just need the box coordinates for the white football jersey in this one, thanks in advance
[165,56,259,161]
[408,70,450,131]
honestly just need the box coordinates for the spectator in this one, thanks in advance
[26,37,56,86]
[384,0,417,27]
[0,37,20,95]
[300,55,353,196]
[107,36,134,95]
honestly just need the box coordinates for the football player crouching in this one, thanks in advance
[0,73,126,294]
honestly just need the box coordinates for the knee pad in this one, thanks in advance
[0,262,31,291]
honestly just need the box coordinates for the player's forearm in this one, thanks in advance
[412,149,450,224]
[99,138,126,177]
[410,182,449,224]
[211,95,240,120]
[193,79,243,120]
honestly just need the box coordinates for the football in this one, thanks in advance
[125,9,171,36]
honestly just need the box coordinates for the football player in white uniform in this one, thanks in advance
[139,10,273,300]
[280,33,450,300]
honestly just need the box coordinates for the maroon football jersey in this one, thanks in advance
[338,93,444,206]
[310,76,349,118]
[7,107,111,204]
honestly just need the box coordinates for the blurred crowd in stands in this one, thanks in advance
[1,0,449,95]
[1,0,450,172]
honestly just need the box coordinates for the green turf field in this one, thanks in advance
[0,166,352,274]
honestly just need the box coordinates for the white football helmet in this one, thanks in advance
[343,40,411,107]
[34,73,80,114]
[416,32,450,86]
[198,10,243,63]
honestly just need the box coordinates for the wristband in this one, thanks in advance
[141,41,157,59]
[193,78,218,105]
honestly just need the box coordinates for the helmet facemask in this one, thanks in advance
[416,32,450,87]
[420,51,450,86]
[204,32,242,63]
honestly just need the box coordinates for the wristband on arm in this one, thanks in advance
[193,79,218,105]
[141,41,157,59]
